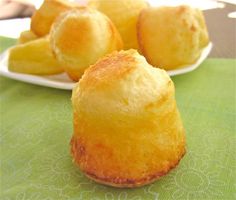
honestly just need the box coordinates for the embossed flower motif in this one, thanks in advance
[60,181,159,200]
[187,124,235,156]
[160,152,225,200]
[29,145,82,189]
[5,114,46,150]
[2,161,31,190]
[1,184,69,200]
[202,128,236,155]
[103,192,142,200]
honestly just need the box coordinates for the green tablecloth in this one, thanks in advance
[1,37,236,200]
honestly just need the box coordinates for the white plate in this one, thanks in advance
[168,42,212,76]
[0,42,212,90]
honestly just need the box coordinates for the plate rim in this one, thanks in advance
[0,42,212,90]
[0,51,75,90]
[167,42,213,76]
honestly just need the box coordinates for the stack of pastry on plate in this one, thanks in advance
[8,0,209,79]
[7,0,210,188]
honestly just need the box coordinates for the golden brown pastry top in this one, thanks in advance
[50,7,123,81]
[73,49,174,114]
[88,0,149,50]
[30,0,78,36]
[79,50,137,87]
[137,5,209,69]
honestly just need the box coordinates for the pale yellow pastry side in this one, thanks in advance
[8,37,64,75]
[71,50,186,188]
[18,30,38,44]
[137,5,209,70]
[193,8,209,48]
[88,0,149,50]
[50,7,123,81]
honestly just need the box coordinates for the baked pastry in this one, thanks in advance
[137,5,209,70]
[30,0,78,36]
[8,37,63,75]
[88,0,148,50]
[71,50,186,188]
[50,7,123,81]
[18,30,38,44]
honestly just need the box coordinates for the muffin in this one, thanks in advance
[8,37,63,75]
[88,0,149,50]
[30,0,78,36]
[71,50,186,188]
[50,7,123,81]
[137,5,209,70]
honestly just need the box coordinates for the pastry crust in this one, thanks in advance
[88,0,149,50]
[137,6,209,70]
[71,135,186,188]
[71,50,186,188]
[18,30,38,44]
[8,37,63,75]
[50,7,123,81]
[30,0,77,36]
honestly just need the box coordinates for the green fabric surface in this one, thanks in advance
[0,37,16,53]
[0,37,236,200]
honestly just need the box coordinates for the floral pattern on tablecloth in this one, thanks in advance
[1,37,235,199]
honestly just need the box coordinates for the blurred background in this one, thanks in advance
[0,0,235,57]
